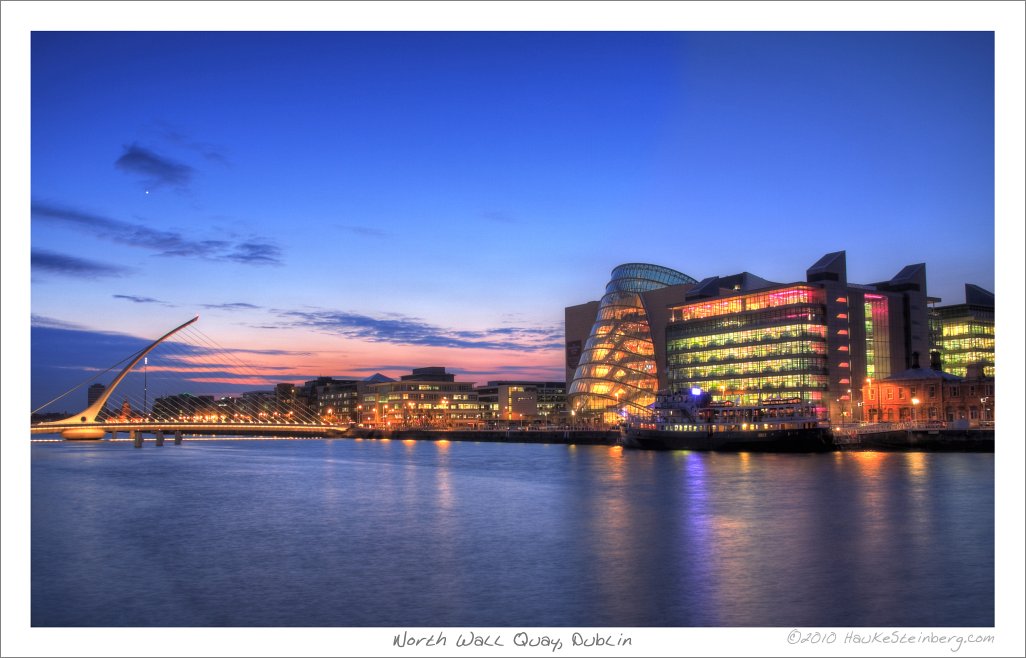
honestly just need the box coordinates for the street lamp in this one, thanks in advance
[911,397,920,426]
[143,356,148,419]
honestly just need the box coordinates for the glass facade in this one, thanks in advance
[568,263,696,423]
[666,285,829,409]
[937,310,995,377]
[863,293,891,381]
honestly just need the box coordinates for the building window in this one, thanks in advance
[910,386,917,397]
[929,385,936,398]
[970,407,979,420]
[868,388,875,400]
[950,386,960,397]
[886,388,893,400]
[898,388,905,399]
[969,385,976,397]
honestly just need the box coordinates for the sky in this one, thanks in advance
[25,30,997,411]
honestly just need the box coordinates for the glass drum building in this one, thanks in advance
[567,263,696,424]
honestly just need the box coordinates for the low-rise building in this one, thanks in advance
[476,381,566,427]
[861,351,995,427]
[362,367,480,429]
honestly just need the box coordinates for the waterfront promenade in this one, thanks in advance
[33,423,993,452]
[342,427,620,445]
[339,425,993,452]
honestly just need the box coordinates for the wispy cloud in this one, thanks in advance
[113,294,172,305]
[450,364,566,377]
[30,314,88,330]
[115,143,194,189]
[32,249,131,278]
[335,224,390,238]
[160,127,231,166]
[275,309,564,351]
[226,242,282,265]
[481,210,518,224]
[201,302,260,311]
[225,347,313,357]
[32,202,283,266]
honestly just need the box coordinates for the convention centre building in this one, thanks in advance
[565,251,936,425]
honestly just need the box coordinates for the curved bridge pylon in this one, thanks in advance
[36,316,199,440]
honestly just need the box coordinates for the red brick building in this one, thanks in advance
[862,352,994,427]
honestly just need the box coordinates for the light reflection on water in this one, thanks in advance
[31,440,993,627]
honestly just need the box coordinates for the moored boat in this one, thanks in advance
[622,390,832,452]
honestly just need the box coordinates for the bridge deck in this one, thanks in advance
[31,422,343,436]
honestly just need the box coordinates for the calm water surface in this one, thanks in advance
[31,439,993,627]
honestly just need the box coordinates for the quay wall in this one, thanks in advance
[341,428,620,446]
[836,428,994,452]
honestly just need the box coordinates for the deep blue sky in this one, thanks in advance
[28,31,995,409]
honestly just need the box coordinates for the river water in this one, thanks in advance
[31,438,993,627]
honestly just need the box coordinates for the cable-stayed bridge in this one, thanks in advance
[32,316,343,441]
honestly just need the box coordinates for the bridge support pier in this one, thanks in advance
[110,430,117,441]
[131,430,142,448]
[155,431,165,446]
[174,430,183,445]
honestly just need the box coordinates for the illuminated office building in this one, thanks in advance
[476,381,565,426]
[930,284,995,378]
[362,367,480,428]
[566,252,934,424]
[87,383,108,419]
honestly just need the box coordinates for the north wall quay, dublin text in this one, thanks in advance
[393,631,633,652]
